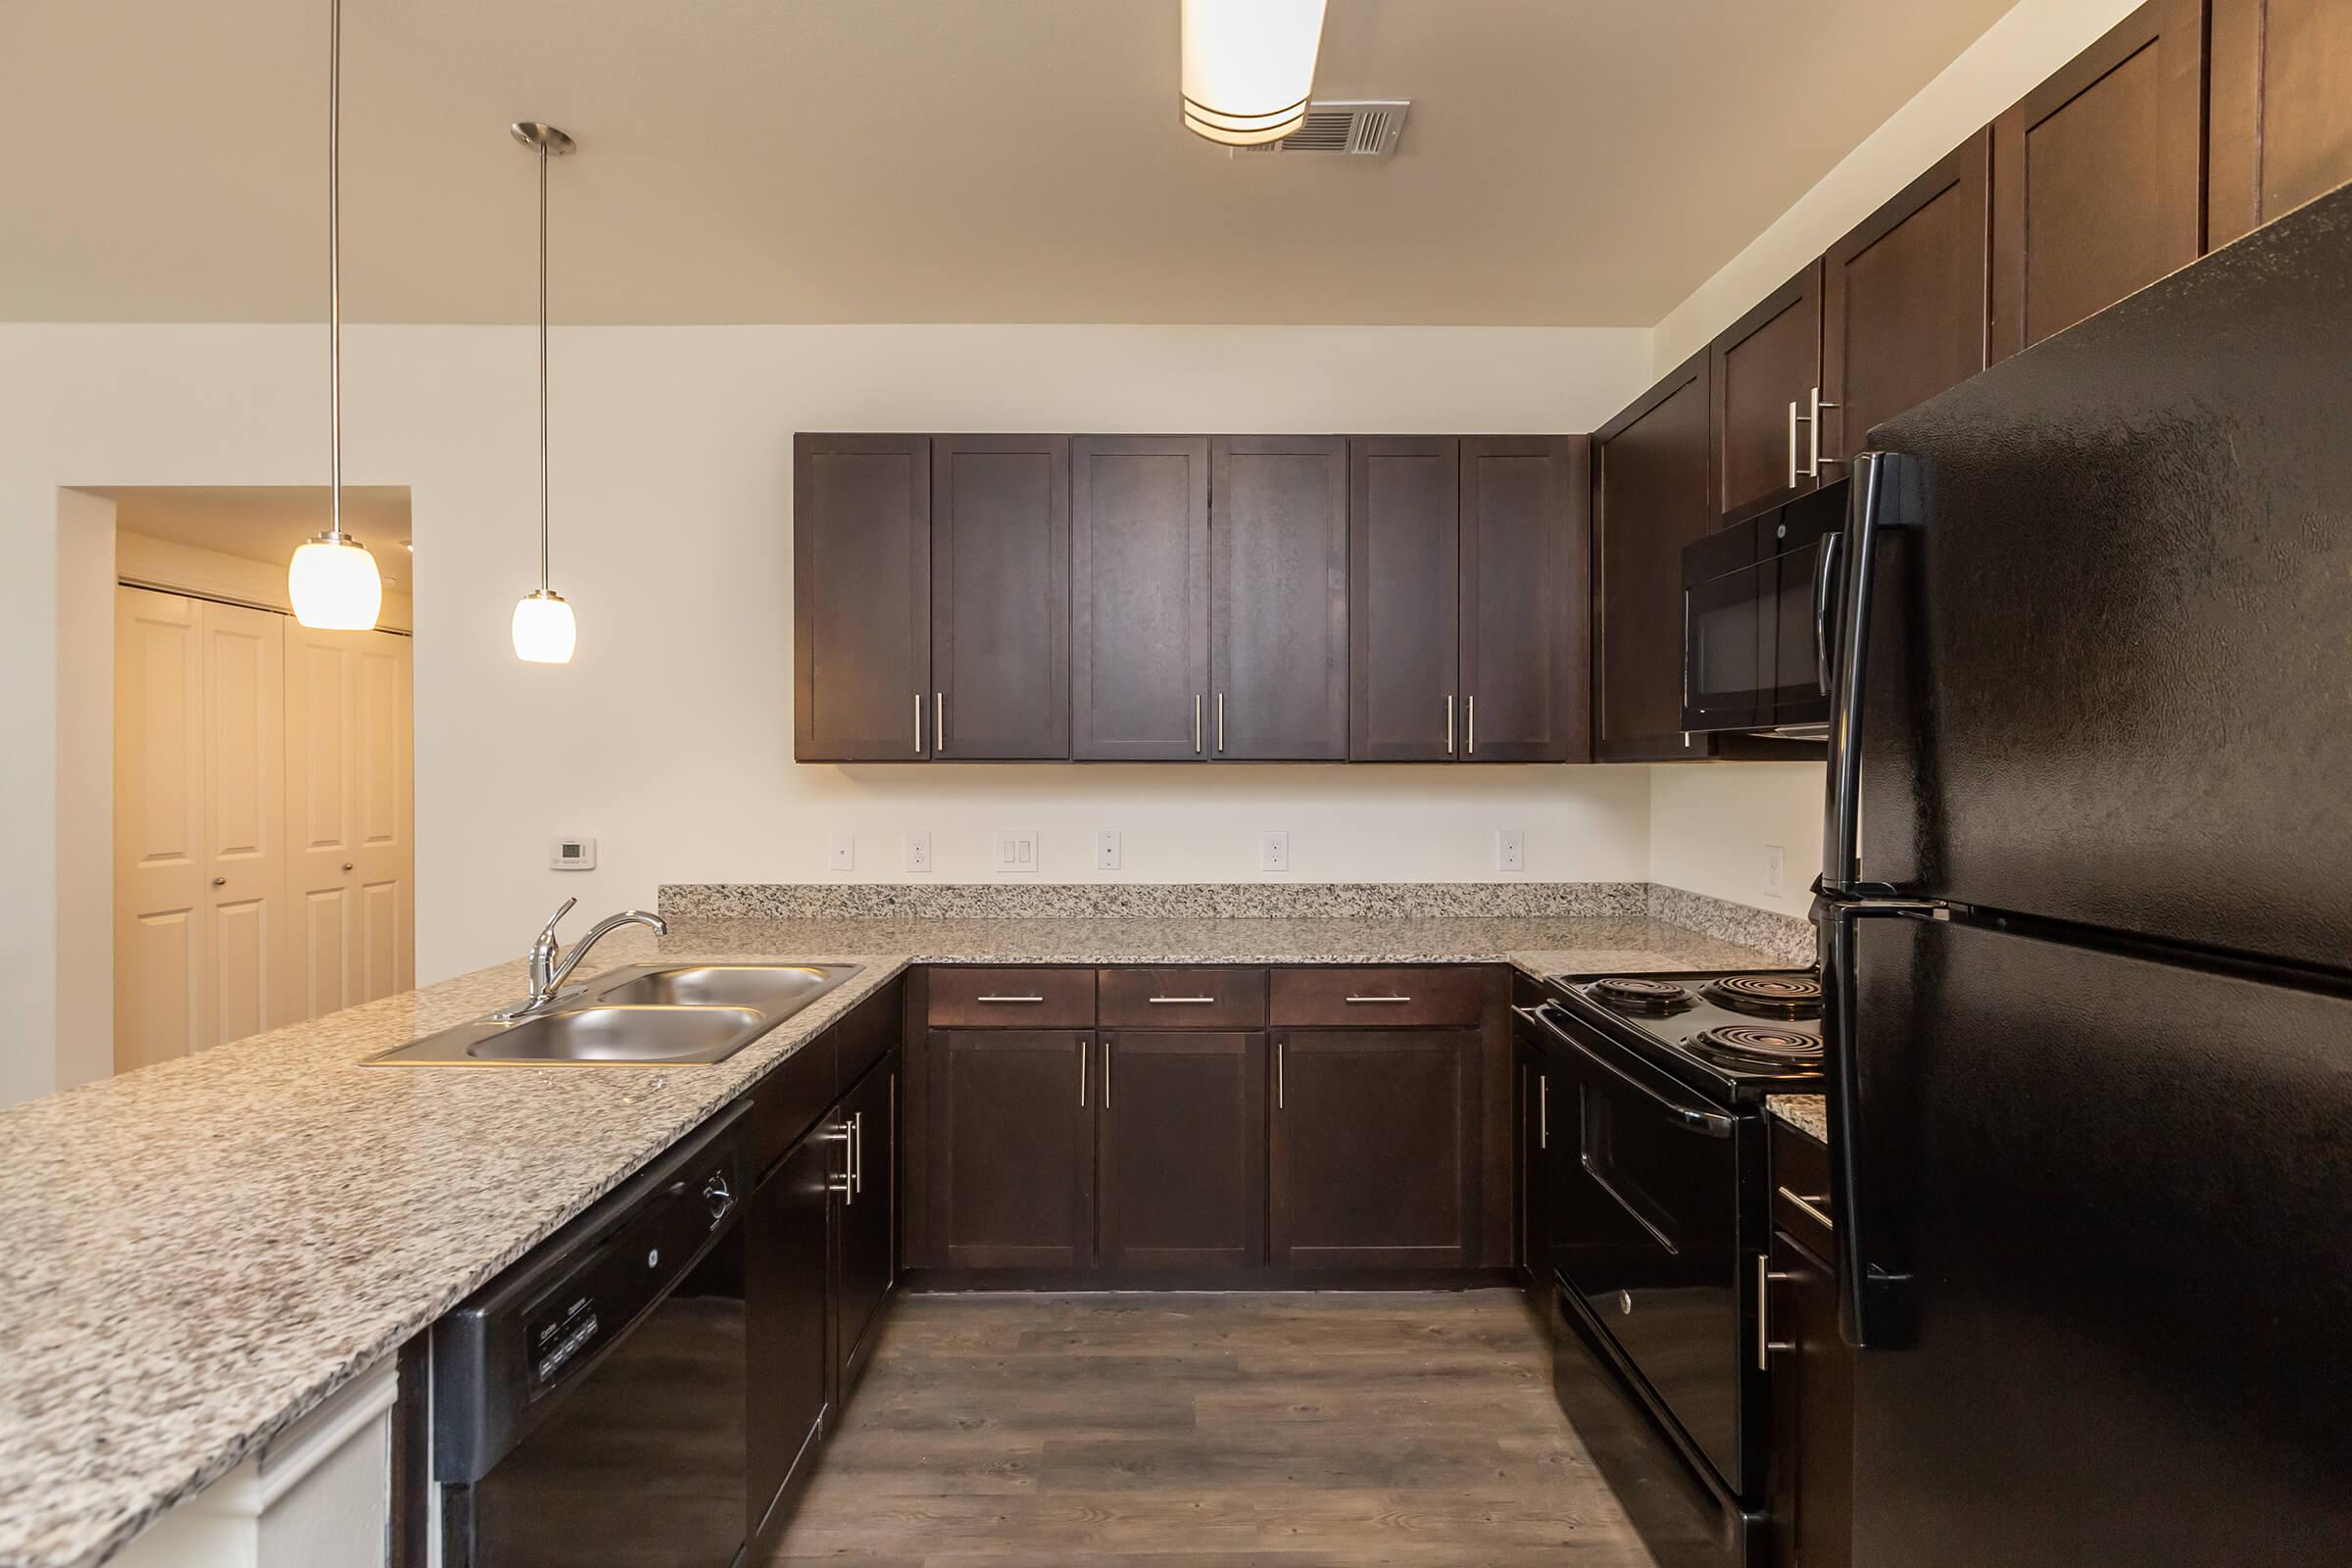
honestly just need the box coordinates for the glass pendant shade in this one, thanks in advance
[1181,0,1328,146]
[512,588,576,663]
[288,534,383,630]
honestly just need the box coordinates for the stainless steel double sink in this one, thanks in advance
[366,962,862,1067]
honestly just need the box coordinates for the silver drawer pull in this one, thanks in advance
[1776,1186,1835,1230]
[1149,995,1216,1004]
[975,994,1046,1004]
[1345,994,1412,1004]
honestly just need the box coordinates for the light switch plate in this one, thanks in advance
[1260,831,1290,873]
[549,836,597,871]
[1764,844,1787,898]
[1097,830,1122,871]
[1496,828,1525,872]
[828,833,855,872]
[905,831,932,873]
[994,829,1040,874]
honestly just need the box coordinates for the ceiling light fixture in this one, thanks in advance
[510,121,578,664]
[287,0,383,631]
[1181,0,1329,147]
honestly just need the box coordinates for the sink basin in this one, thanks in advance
[366,961,862,1067]
[593,963,858,1014]
[466,1004,767,1064]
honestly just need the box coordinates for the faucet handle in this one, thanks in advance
[536,898,578,944]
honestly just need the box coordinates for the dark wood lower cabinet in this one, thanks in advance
[1768,1222,1852,1568]
[746,1124,835,1544]
[1269,1028,1480,1269]
[1098,1031,1267,1269]
[925,1029,1095,1268]
[832,1052,897,1395]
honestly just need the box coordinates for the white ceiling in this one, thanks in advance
[1,0,2016,326]
[100,486,414,572]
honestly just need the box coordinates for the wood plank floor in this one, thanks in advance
[766,1290,1655,1567]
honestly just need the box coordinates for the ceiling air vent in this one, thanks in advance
[1237,99,1409,158]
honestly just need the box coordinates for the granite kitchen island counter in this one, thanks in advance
[0,907,1786,1568]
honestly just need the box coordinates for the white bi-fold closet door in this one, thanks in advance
[114,586,414,1072]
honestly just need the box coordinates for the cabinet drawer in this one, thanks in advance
[1268,965,1492,1028]
[1770,1115,1837,1255]
[926,967,1096,1027]
[1097,967,1267,1029]
[747,1034,837,1182]
[832,974,903,1088]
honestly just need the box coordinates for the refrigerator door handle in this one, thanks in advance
[1820,450,1918,896]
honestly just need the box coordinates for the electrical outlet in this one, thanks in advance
[1260,831,1290,873]
[994,829,1040,874]
[1764,844,1787,899]
[1097,830,1122,871]
[1495,828,1525,872]
[828,833,854,872]
[905,831,932,874]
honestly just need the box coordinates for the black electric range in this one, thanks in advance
[1514,966,1823,1568]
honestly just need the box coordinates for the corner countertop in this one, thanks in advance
[1768,1095,1829,1142]
[0,912,1778,1568]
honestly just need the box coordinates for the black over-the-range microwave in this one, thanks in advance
[1682,476,1848,738]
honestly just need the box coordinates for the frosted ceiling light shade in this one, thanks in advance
[288,534,383,629]
[512,589,576,664]
[1181,0,1328,146]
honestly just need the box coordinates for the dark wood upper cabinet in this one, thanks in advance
[931,436,1069,760]
[793,434,930,761]
[1097,1031,1268,1270]
[925,1029,1095,1269]
[1070,436,1210,760]
[1824,130,1992,463]
[1348,437,1460,761]
[1269,1028,1479,1268]
[1460,436,1591,762]
[1709,262,1826,518]
[1990,0,2206,362]
[2208,0,2352,247]
[1593,352,1714,762]
[1210,436,1349,761]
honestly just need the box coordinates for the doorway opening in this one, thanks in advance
[100,486,416,1074]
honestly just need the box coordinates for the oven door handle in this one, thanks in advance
[1514,1004,1735,1138]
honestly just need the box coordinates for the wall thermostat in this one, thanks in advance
[550,836,598,871]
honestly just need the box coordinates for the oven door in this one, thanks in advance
[1536,1006,1755,1497]
[1683,485,1842,735]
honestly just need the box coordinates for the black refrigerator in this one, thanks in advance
[1815,183,2352,1565]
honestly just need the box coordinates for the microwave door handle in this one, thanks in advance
[1821,451,1918,896]
[1812,530,1842,698]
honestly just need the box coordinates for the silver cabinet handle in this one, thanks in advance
[1345,994,1411,1004]
[1466,695,1475,756]
[826,1120,854,1199]
[1102,1038,1111,1107]
[1776,1185,1836,1230]
[1276,1039,1285,1109]
[913,692,924,756]
[1788,399,1802,488]
[1539,1074,1548,1151]
[852,1110,865,1197]
[1078,1037,1089,1107]
[1194,693,1202,755]
[975,994,1046,1004]
[935,690,945,754]
[1446,694,1455,756]
[1149,996,1216,1004]
[1809,385,1842,475]
[1215,692,1225,754]
[1758,1252,1797,1367]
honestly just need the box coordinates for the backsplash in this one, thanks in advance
[659,880,1816,963]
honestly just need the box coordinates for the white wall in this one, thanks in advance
[0,321,1655,1098]
[1640,0,2146,913]
[54,490,116,1092]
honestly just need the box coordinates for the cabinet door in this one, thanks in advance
[1990,0,2205,362]
[1593,352,1714,762]
[1269,1029,1478,1268]
[1710,262,1825,517]
[747,1127,834,1542]
[1098,1032,1268,1269]
[1210,436,1349,760]
[1348,437,1459,761]
[1071,436,1210,760]
[926,1029,1095,1268]
[794,433,931,760]
[1823,131,1991,464]
[1459,436,1591,762]
[2209,0,2352,246]
[1767,1225,1854,1568]
[931,436,1069,760]
[833,1053,898,1392]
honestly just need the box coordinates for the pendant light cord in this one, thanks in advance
[327,0,343,540]
[537,139,551,595]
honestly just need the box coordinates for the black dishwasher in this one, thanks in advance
[434,1104,751,1568]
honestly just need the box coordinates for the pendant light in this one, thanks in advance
[510,121,577,664]
[1180,0,1329,146]
[288,0,384,630]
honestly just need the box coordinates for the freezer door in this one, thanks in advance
[1854,187,2352,968]
[1838,912,2352,1565]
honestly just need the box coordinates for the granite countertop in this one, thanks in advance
[0,911,1782,1568]
[1768,1094,1829,1142]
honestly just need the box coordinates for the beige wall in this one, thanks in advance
[1641,0,2147,917]
[54,489,116,1093]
